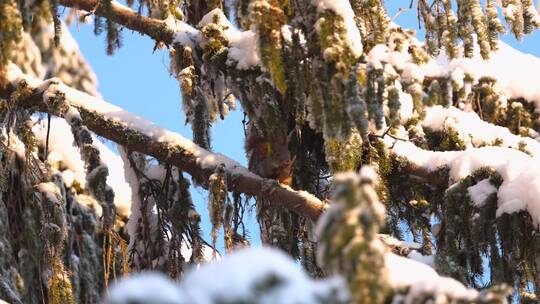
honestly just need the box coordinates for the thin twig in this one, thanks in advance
[44,113,51,161]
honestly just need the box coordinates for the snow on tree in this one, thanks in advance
[1,0,540,303]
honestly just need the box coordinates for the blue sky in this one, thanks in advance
[67,1,540,251]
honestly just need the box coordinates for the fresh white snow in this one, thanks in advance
[423,105,540,156]
[180,247,347,303]
[313,0,363,57]
[467,178,498,207]
[386,252,479,301]
[33,117,132,216]
[104,272,184,304]
[104,247,348,304]
[199,9,261,69]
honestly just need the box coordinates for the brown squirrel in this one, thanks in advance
[245,123,294,185]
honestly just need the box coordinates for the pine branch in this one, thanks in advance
[5,65,326,221]
[59,0,176,44]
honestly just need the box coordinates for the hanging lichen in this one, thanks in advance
[208,163,227,251]
[349,0,388,52]
[249,0,287,93]
[36,181,74,304]
[324,132,363,173]
[0,0,23,86]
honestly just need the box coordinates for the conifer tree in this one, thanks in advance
[1,0,540,303]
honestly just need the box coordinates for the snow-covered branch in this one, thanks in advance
[390,140,540,225]
[104,246,498,304]
[59,0,176,44]
[5,65,326,221]
[423,105,540,156]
